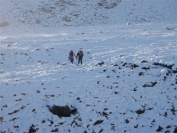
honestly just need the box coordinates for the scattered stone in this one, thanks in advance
[153,62,174,70]
[142,66,150,70]
[141,60,148,63]
[29,124,38,133]
[134,124,138,128]
[143,82,157,87]
[165,130,170,133]
[163,112,168,117]
[147,107,153,110]
[171,104,176,115]
[21,93,26,95]
[0,117,3,123]
[13,125,19,128]
[131,64,139,69]
[139,72,144,76]
[41,120,45,124]
[99,128,104,133]
[125,119,129,124]
[132,88,137,91]
[114,91,118,94]
[51,128,58,132]
[156,125,163,132]
[174,127,177,133]
[76,97,80,100]
[103,69,107,72]
[98,61,104,66]
[93,120,103,125]
[98,0,120,9]
[112,69,116,73]
[135,109,145,115]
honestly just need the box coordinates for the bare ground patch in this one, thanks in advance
[0,22,9,27]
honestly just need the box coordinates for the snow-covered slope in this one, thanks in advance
[0,0,177,133]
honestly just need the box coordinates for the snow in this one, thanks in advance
[0,0,177,133]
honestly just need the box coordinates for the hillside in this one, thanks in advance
[0,0,177,28]
[0,0,177,133]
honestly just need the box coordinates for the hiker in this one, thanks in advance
[76,49,84,65]
[68,50,76,63]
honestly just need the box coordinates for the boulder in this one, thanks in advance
[49,105,77,118]
[49,105,71,117]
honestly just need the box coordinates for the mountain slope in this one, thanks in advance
[0,0,177,133]
[0,0,177,28]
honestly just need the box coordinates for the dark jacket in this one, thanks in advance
[77,50,83,59]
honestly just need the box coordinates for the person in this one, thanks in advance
[68,50,76,63]
[76,49,84,65]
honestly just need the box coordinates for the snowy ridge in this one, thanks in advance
[0,0,177,28]
[0,0,177,133]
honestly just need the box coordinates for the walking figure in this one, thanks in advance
[76,49,84,65]
[68,50,76,63]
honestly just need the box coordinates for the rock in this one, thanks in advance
[174,127,177,133]
[135,109,145,115]
[29,124,38,133]
[143,82,157,87]
[49,105,78,118]
[71,108,77,115]
[131,64,139,69]
[125,119,129,124]
[141,60,148,63]
[142,67,150,70]
[98,61,104,66]
[153,62,174,70]
[93,120,104,125]
[49,105,71,117]
[156,126,163,132]
[0,117,3,123]
[139,72,144,76]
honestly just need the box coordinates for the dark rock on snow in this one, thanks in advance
[135,109,145,115]
[174,127,177,133]
[156,125,163,132]
[29,124,38,133]
[153,62,174,70]
[49,105,77,118]
[94,120,104,125]
[143,82,157,87]
[98,61,104,66]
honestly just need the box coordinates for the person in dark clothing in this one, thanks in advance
[68,50,76,63]
[76,50,84,65]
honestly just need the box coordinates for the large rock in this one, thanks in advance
[49,105,78,118]
[49,105,71,117]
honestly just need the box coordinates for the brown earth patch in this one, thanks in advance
[0,22,9,27]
